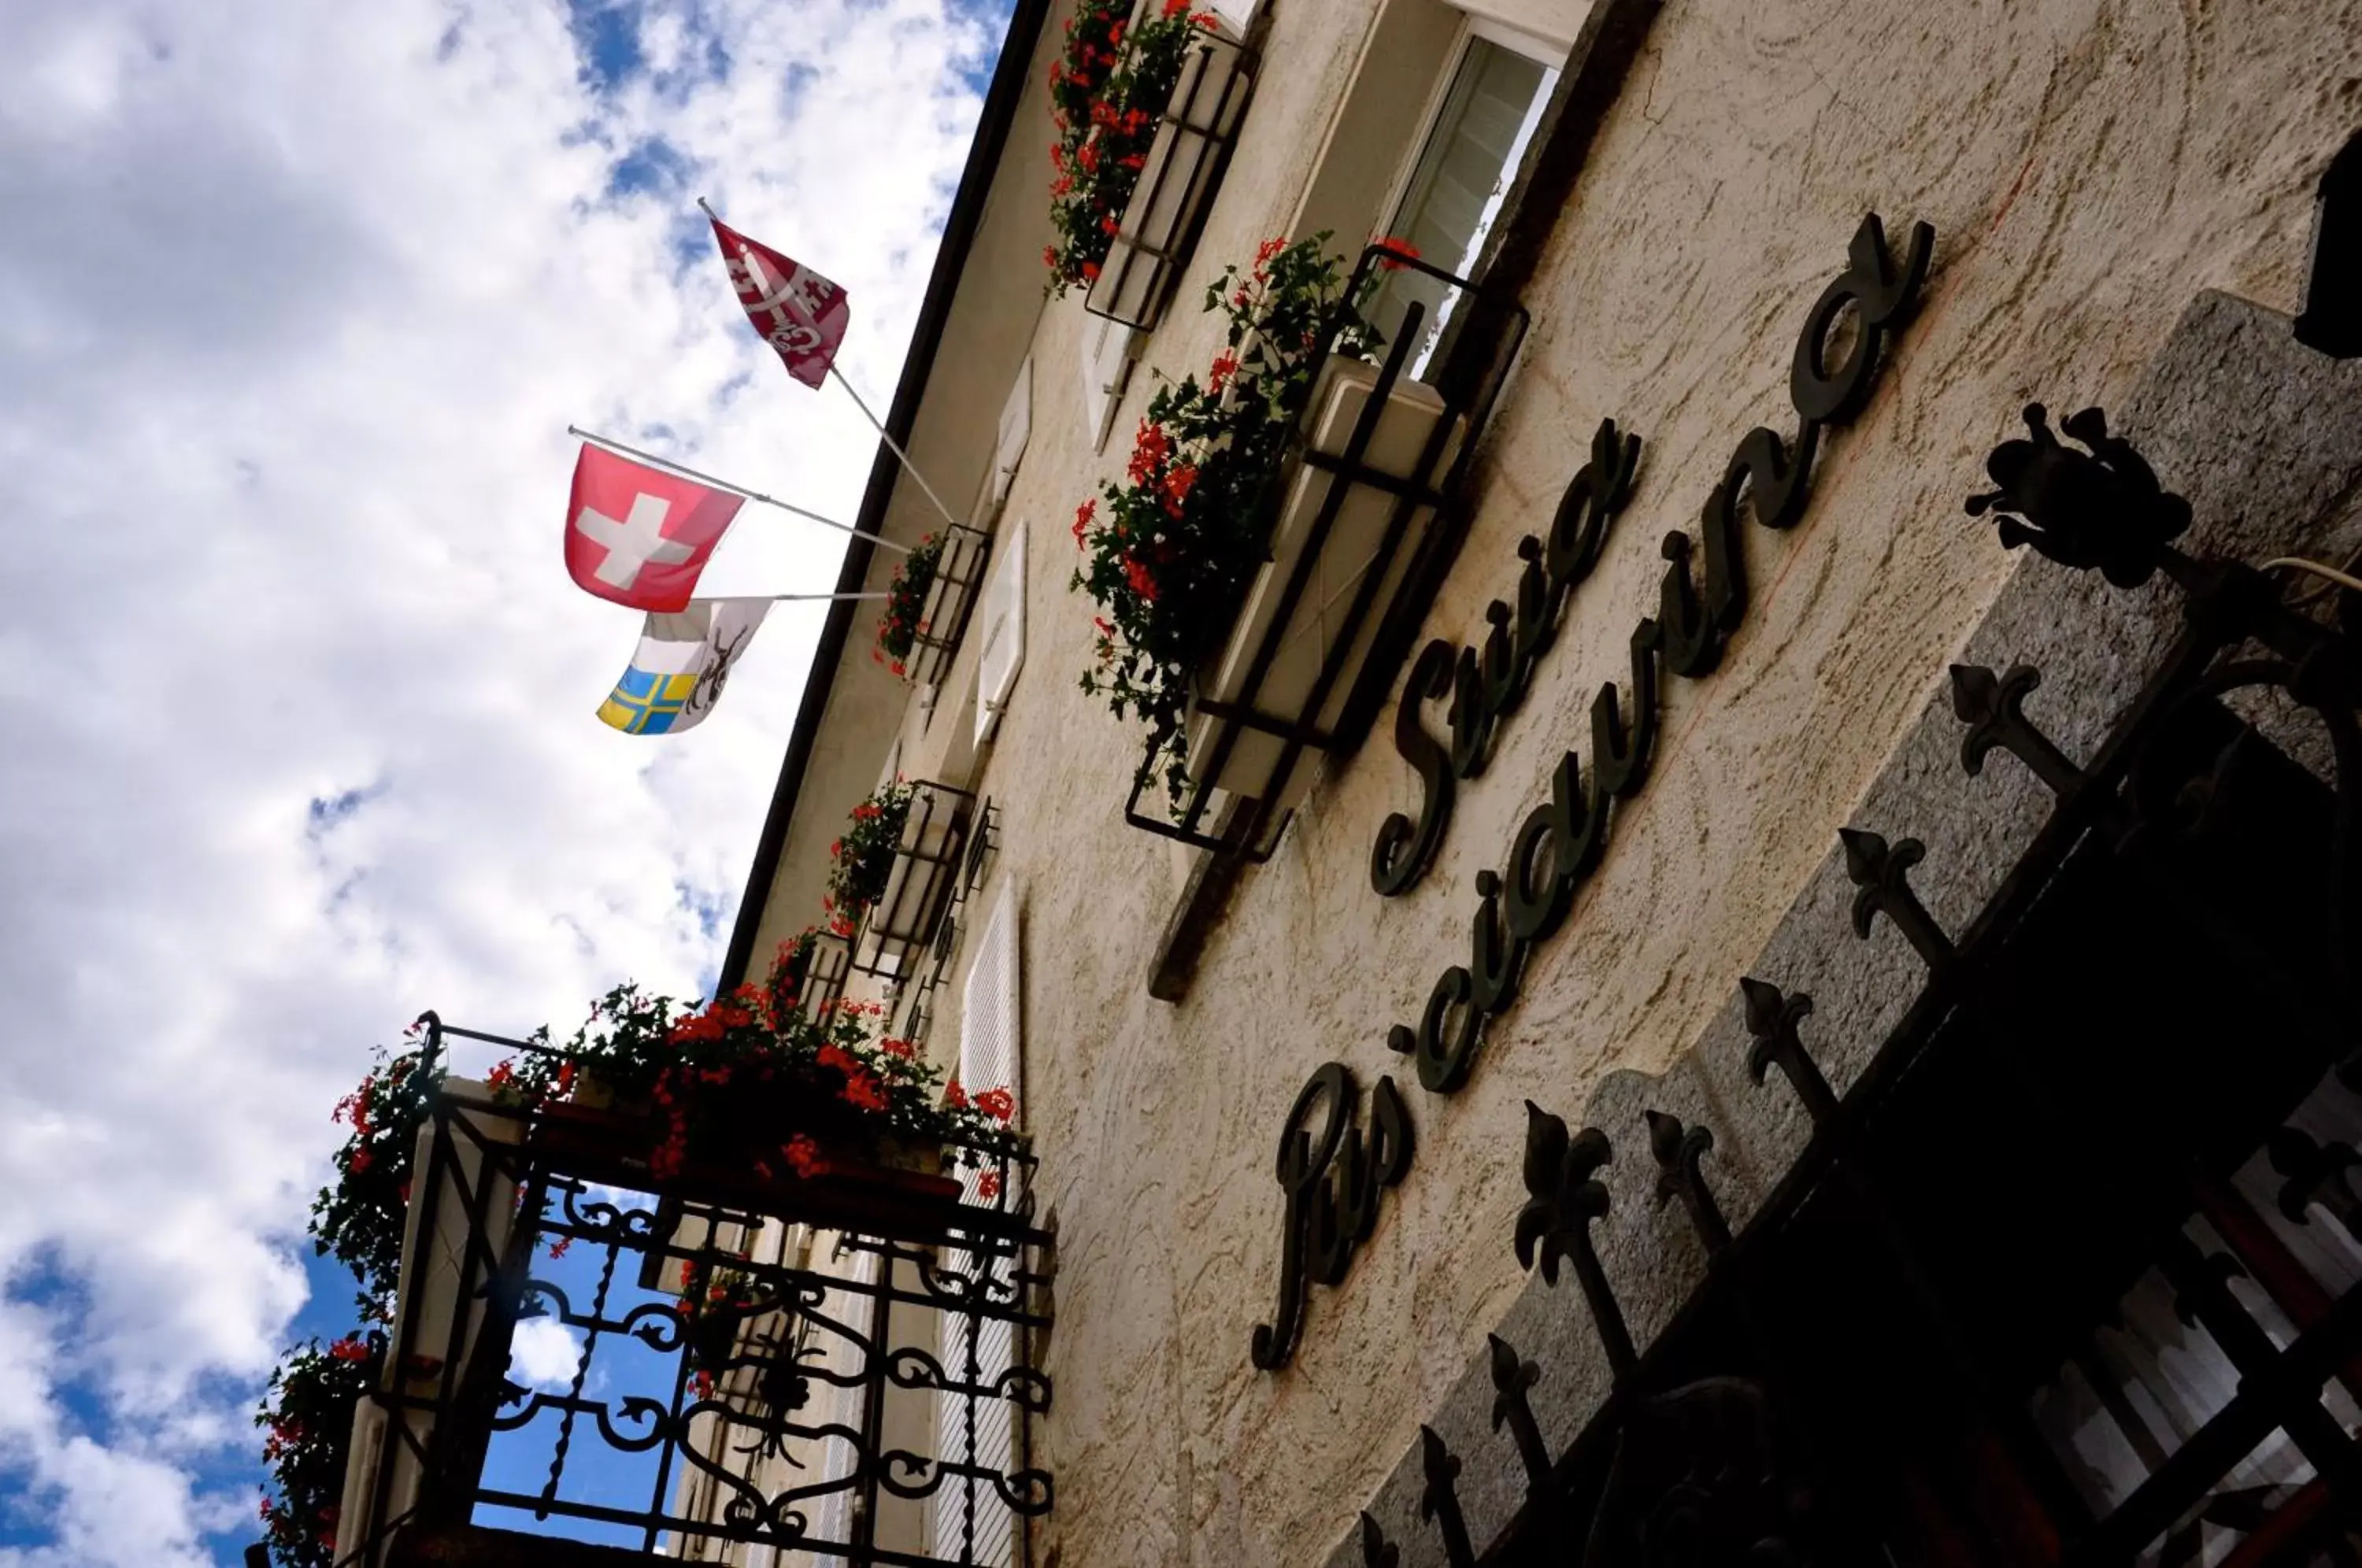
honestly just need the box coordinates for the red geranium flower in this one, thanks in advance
[1123,554,1159,601]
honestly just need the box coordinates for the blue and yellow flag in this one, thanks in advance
[598,600,769,735]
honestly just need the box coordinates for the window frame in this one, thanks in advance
[1372,13,1563,269]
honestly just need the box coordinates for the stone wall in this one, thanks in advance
[868,1,2360,1562]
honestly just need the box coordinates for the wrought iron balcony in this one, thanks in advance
[326,1026,1050,1568]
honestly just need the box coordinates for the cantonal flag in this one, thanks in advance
[596,599,771,735]
[564,444,745,612]
[708,215,851,390]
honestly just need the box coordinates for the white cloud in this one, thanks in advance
[507,1315,590,1391]
[0,0,1000,1560]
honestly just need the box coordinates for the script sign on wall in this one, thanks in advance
[1253,212,1935,1370]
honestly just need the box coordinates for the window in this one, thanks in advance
[1362,23,1558,377]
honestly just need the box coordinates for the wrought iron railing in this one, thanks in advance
[1351,409,2362,1565]
[796,927,854,1025]
[325,1024,1050,1568]
[1083,24,1256,333]
[853,782,976,982]
[906,524,994,691]
[1123,246,1528,860]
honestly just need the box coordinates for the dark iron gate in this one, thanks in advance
[1365,406,2362,1567]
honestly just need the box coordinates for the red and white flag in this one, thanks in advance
[564,444,745,612]
[709,216,850,390]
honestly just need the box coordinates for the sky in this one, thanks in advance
[0,0,1013,1560]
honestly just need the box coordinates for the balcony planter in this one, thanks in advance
[1072,239,1526,855]
[850,780,974,979]
[766,925,851,1025]
[873,532,946,682]
[1045,3,1248,308]
[1072,238,1379,808]
[1083,24,1255,332]
[532,1095,961,1245]
[905,523,993,690]
[1183,355,1467,810]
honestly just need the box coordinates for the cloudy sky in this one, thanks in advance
[0,0,1011,1560]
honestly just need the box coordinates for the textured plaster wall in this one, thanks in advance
[884,1,2361,1563]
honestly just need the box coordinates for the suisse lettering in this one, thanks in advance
[1373,418,1642,895]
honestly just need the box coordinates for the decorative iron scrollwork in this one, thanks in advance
[1515,1104,1635,1376]
[1646,1110,1730,1255]
[1965,403,2193,589]
[1418,1425,1477,1568]
[1949,662,2085,796]
[340,1079,1054,1566]
[1739,978,1837,1127]
[1580,1377,1801,1567]
[1358,1510,1401,1568]
[2268,1124,2362,1238]
[1838,827,1954,967]
[1487,1333,1552,1493]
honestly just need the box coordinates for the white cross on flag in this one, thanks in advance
[564,444,745,612]
[708,215,850,390]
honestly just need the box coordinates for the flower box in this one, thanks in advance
[1182,355,1468,810]
[851,781,973,979]
[905,523,994,690]
[793,928,852,1024]
[1083,24,1255,332]
[530,1099,963,1246]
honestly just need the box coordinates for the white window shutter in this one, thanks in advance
[974,521,1027,747]
[1078,312,1136,453]
[931,885,1024,1566]
[990,358,1032,512]
[958,884,1021,1117]
[1204,0,1257,32]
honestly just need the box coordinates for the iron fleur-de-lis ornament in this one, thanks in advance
[1514,1103,1612,1288]
[1965,403,2192,588]
[1514,1103,1637,1374]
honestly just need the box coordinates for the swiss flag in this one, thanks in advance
[564,444,745,612]
[708,215,850,390]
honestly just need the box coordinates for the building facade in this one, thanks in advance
[701,0,2362,1561]
[319,2,2362,1565]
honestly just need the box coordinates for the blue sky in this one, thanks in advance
[0,0,1014,1562]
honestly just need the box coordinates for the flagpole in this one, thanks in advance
[696,195,963,535]
[709,592,890,603]
[826,366,964,534]
[567,426,912,555]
